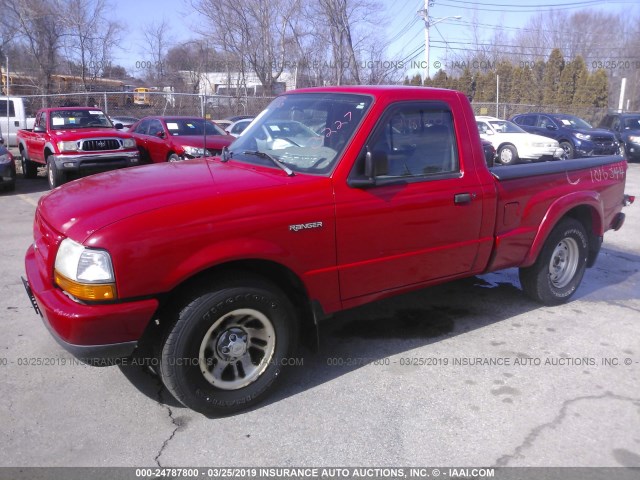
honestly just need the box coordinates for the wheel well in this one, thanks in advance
[136,260,318,358]
[44,148,54,159]
[498,143,516,151]
[563,205,602,266]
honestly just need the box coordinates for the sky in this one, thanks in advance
[111,0,639,81]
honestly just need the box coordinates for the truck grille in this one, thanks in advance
[81,139,121,151]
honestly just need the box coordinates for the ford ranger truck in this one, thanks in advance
[17,107,139,189]
[23,86,633,415]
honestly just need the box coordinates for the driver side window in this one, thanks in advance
[369,104,460,179]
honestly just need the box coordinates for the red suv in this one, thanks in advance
[129,116,233,163]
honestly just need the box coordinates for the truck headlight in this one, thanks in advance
[629,135,640,144]
[0,153,12,164]
[58,141,79,152]
[54,238,116,301]
[575,133,591,141]
[122,138,136,148]
[183,146,207,157]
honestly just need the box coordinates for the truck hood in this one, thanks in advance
[38,159,298,242]
[51,128,133,141]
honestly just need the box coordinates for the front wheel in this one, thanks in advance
[519,218,589,305]
[559,141,574,160]
[158,276,297,415]
[47,156,66,189]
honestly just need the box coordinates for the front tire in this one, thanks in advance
[167,153,181,162]
[559,141,574,159]
[47,156,66,189]
[158,276,297,415]
[498,145,518,165]
[519,218,589,305]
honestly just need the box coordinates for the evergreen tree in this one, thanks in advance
[457,67,476,99]
[588,69,609,107]
[496,62,514,105]
[543,48,565,105]
[570,56,589,106]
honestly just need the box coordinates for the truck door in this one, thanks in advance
[334,101,485,300]
[29,112,47,162]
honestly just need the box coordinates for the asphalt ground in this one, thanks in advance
[0,160,639,469]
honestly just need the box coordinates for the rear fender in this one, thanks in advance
[521,191,604,267]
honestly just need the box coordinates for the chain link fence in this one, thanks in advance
[470,102,610,125]
[17,92,612,127]
[20,92,277,122]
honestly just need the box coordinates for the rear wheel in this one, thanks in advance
[498,145,518,165]
[158,275,297,415]
[47,156,66,189]
[21,150,38,179]
[519,218,588,305]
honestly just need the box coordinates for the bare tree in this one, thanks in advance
[193,0,301,95]
[62,0,122,89]
[3,0,65,95]
[141,18,172,84]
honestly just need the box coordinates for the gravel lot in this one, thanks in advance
[1,162,639,469]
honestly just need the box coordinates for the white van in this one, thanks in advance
[0,96,36,147]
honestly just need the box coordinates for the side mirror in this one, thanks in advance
[33,125,46,133]
[485,130,494,135]
[349,148,388,188]
[546,124,557,130]
[114,123,124,130]
[155,131,165,138]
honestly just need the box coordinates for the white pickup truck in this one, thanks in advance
[0,96,36,147]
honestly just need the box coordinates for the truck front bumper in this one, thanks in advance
[54,150,140,173]
[24,245,158,363]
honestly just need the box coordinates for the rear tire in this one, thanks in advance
[21,150,38,179]
[47,156,66,189]
[158,275,297,415]
[519,218,589,305]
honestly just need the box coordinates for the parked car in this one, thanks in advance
[17,107,140,189]
[109,115,139,129]
[481,139,496,167]
[598,112,640,162]
[129,116,234,163]
[226,115,254,122]
[511,113,618,159]
[476,116,563,165]
[212,119,232,130]
[225,118,254,137]
[0,138,16,191]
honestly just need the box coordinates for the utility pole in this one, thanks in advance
[417,2,461,86]
[417,0,431,85]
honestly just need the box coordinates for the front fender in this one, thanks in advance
[521,190,604,267]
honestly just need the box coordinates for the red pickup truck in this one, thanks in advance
[17,107,140,189]
[23,86,633,415]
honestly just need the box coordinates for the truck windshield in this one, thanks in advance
[50,110,113,130]
[230,93,372,175]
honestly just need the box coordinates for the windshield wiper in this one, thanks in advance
[242,150,295,177]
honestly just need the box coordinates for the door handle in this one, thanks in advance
[454,192,476,204]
